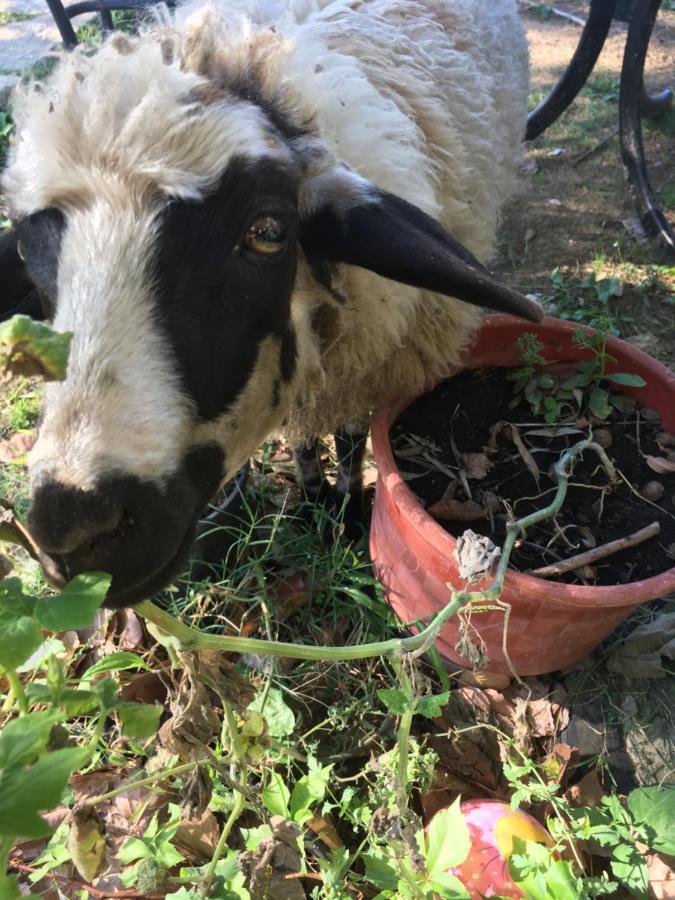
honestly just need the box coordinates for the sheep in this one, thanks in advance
[1,0,541,607]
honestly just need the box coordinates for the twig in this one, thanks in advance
[572,127,619,167]
[550,6,586,27]
[0,501,40,560]
[526,521,661,577]
[8,859,163,899]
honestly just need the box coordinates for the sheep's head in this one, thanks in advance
[3,34,541,607]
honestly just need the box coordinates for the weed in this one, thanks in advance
[0,11,37,25]
[529,3,553,19]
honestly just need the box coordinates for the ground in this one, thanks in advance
[0,2,674,898]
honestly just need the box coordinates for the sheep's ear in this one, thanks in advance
[299,175,543,323]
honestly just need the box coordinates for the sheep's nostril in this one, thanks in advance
[34,507,124,558]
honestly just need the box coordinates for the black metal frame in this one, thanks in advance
[527,0,673,256]
[44,0,674,256]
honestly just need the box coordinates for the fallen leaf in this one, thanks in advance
[655,433,675,453]
[462,452,493,480]
[0,431,35,463]
[454,530,501,582]
[456,670,512,690]
[68,805,107,882]
[175,809,220,859]
[508,423,540,483]
[606,612,675,679]
[646,850,675,899]
[307,814,343,850]
[645,454,675,475]
[427,498,487,521]
[119,671,169,705]
[565,770,604,808]
[420,790,453,824]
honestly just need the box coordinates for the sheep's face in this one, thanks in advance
[2,50,318,605]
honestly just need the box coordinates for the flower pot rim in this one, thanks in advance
[371,314,675,610]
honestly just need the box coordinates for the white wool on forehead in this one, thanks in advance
[29,199,195,488]
[3,36,285,215]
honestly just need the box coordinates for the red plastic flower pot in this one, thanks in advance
[370,315,675,675]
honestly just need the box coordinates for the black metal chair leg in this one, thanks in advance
[44,0,78,48]
[526,0,617,141]
[99,7,114,34]
[619,0,675,256]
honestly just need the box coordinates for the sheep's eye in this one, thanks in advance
[245,217,287,255]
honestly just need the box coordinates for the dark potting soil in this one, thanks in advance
[392,368,675,586]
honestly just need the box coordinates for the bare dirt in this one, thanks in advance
[498,1,675,366]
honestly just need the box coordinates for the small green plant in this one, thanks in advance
[507,332,562,422]
[509,318,646,423]
[530,3,553,19]
[567,322,646,419]
[503,750,675,899]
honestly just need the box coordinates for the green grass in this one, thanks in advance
[0,11,38,25]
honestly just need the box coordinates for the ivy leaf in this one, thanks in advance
[117,702,162,739]
[0,747,88,838]
[289,761,332,823]
[610,843,648,898]
[589,387,612,420]
[0,314,73,381]
[34,573,111,631]
[377,688,413,716]
[0,710,63,768]
[603,372,646,387]
[416,691,450,719]
[262,771,290,818]
[248,687,295,738]
[509,839,577,900]
[363,852,398,891]
[82,651,151,680]
[628,785,675,855]
[0,613,42,670]
[424,798,471,875]
[428,871,470,897]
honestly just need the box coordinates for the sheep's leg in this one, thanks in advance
[293,442,334,505]
[335,424,368,541]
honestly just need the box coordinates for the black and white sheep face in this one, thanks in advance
[14,153,308,607]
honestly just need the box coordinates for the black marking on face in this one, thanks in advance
[0,227,44,322]
[152,156,300,421]
[271,377,281,408]
[14,208,66,318]
[280,325,297,383]
[29,442,225,607]
[220,75,309,141]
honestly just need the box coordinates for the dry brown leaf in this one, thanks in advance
[645,454,675,475]
[68,805,107,883]
[427,498,487,521]
[240,817,305,900]
[655,432,675,453]
[462,452,493,480]
[508,423,540,483]
[420,790,453,824]
[306,814,343,850]
[456,670,512,690]
[119,671,168,705]
[181,764,213,821]
[0,431,35,463]
[565,770,604,808]
[646,850,675,899]
[114,608,144,649]
[175,810,220,859]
